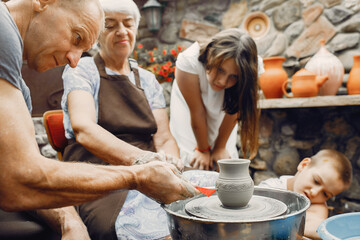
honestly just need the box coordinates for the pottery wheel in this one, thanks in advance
[185,195,287,221]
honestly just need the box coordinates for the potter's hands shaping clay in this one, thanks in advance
[133,150,184,172]
[133,161,200,204]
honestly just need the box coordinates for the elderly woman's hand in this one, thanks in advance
[133,161,200,204]
[133,150,184,172]
[61,218,90,240]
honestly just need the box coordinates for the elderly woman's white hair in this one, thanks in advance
[99,0,141,28]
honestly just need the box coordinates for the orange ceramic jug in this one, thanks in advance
[259,56,288,98]
[282,69,328,98]
[347,55,360,95]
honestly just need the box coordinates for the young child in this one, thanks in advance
[170,28,264,170]
[259,149,353,239]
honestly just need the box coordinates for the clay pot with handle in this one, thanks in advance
[347,55,360,95]
[282,69,328,98]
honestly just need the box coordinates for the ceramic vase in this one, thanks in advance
[259,57,288,98]
[305,40,344,96]
[215,159,254,208]
[347,55,360,95]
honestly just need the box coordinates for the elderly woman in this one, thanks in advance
[60,0,198,239]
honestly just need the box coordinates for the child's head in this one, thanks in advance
[198,28,260,159]
[291,149,352,204]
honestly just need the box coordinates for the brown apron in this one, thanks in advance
[62,53,157,240]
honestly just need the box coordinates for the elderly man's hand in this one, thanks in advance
[133,161,200,204]
[133,151,184,172]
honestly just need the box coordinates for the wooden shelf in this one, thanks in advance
[259,95,360,109]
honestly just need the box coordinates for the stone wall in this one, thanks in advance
[135,0,359,76]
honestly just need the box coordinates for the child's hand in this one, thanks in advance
[190,150,211,170]
[211,147,231,163]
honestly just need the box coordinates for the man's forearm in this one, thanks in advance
[0,156,138,211]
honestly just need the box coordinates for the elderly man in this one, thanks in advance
[0,0,198,238]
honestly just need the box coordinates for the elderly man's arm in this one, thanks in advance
[0,79,199,211]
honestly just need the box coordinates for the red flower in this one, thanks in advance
[170,49,177,57]
[131,45,185,83]
[161,64,169,70]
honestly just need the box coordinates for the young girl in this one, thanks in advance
[170,28,264,170]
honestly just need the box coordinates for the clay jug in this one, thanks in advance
[215,159,254,208]
[305,40,344,96]
[282,69,328,98]
[259,57,288,98]
[347,55,360,95]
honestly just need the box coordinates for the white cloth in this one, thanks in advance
[115,191,169,240]
[258,175,292,190]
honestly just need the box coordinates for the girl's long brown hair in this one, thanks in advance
[198,28,260,158]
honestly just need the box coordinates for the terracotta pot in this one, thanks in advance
[347,55,360,95]
[305,40,344,96]
[215,159,254,208]
[282,68,328,98]
[259,57,288,99]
